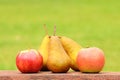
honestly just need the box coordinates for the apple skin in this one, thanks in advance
[76,47,105,73]
[16,49,43,73]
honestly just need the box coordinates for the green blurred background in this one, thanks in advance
[0,0,120,71]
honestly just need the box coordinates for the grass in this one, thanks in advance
[0,0,120,71]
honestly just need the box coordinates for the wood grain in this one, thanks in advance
[0,70,120,80]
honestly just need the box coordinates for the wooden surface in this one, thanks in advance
[0,70,120,80]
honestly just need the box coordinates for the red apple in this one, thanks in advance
[76,47,105,73]
[16,49,43,73]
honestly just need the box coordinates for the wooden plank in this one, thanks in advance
[0,70,120,80]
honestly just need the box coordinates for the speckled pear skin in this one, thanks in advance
[39,35,50,71]
[60,36,82,71]
[47,36,71,73]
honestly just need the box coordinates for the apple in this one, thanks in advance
[76,47,105,73]
[16,49,43,73]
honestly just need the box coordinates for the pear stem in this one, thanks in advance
[53,25,56,36]
[43,24,48,35]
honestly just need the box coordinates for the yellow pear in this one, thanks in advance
[39,35,50,71]
[47,36,71,73]
[60,36,82,71]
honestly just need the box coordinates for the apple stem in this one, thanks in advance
[43,24,49,35]
[53,25,56,36]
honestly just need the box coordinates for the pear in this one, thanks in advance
[39,35,50,71]
[60,36,82,71]
[47,36,71,73]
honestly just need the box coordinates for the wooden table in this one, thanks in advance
[0,70,120,80]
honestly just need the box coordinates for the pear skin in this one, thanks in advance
[39,35,50,71]
[47,36,71,73]
[60,36,82,71]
